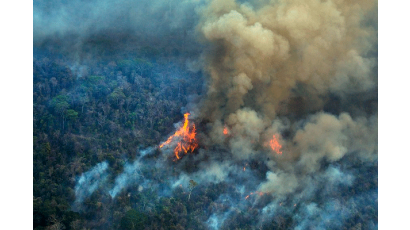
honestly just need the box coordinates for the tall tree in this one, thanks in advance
[50,95,70,130]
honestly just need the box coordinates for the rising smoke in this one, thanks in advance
[194,0,377,216]
[35,0,378,228]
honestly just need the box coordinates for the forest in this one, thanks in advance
[33,0,378,229]
[33,53,206,229]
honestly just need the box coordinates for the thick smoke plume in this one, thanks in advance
[193,0,378,202]
[198,0,377,139]
[37,0,378,228]
[191,0,378,208]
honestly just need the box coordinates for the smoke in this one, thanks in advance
[34,0,204,61]
[109,160,143,198]
[46,0,378,228]
[226,108,267,159]
[259,170,299,195]
[74,161,109,204]
[292,112,377,173]
[191,2,378,226]
[197,0,377,123]
[294,189,378,230]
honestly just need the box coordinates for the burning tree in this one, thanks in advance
[268,134,282,155]
[159,113,198,160]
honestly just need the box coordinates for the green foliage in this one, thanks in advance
[33,55,203,229]
[43,142,51,155]
[108,87,126,104]
[50,95,70,114]
[117,59,134,68]
[65,109,78,121]
[61,211,81,228]
[85,75,105,84]
[120,209,148,230]
[134,58,153,68]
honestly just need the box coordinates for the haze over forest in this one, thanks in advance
[33,0,378,229]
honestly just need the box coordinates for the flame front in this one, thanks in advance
[268,134,282,155]
[159,113,198,159]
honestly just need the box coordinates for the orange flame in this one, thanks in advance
[159,113,198,159]
[268,134,282,154]
[223,126,229,135]
[244,191,265,200]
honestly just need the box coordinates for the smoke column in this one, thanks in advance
[35,0,378,228]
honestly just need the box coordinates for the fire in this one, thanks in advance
[244,191,265,200]
[223,126,229,135]
[268,134,282,154]
[159,113,198,159]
